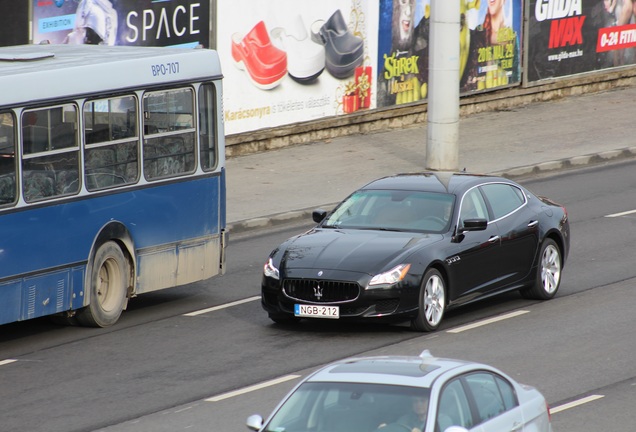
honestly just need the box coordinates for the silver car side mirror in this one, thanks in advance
[246,414,264,431]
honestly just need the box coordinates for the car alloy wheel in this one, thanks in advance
[540,242,561,295]
[521,238,562,300]
[411,268,446,332]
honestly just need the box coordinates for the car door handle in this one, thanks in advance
[488,235,500,243]
[528,220,539,228]
[510,421,523,432]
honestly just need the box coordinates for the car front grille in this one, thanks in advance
[283,278,360,303]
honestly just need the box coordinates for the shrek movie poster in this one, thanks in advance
[376,0,522,107]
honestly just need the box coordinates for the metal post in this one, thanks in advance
[426,0,460,171]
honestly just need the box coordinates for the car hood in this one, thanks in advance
[279,228,443,274]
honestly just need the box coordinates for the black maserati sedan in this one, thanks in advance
[261,172,570,331]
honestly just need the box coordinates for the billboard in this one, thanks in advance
[376,0,523,108]
[527,0,636,82]
[216,0,379,135]
[29,1,634,136]
[32,0,210,48]
[0,0,29,47]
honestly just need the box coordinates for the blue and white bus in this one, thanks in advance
[0,44,226,327]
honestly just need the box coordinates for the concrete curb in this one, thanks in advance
[494,146,636,179]
[227,147,636,235]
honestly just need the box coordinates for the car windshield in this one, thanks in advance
[322,189,455,233]
[264,382,431,432]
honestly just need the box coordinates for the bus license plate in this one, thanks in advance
[294,304,339,319]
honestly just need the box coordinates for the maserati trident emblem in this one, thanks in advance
[314,284,323,300]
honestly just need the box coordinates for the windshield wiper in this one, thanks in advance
[354,226,404,232]
[321,224,338,229]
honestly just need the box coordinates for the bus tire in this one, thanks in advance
[77,241,129,328]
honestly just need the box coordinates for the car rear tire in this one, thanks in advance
[521,238,562,300]
[411,268,446,332]
[77,241,129,327]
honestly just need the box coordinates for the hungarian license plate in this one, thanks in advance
[294,304,339,319]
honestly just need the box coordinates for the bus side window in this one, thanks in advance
[198,83,217,171]
[22,105,80,203]
[83,95,139,191]
[51,122,76,150]
[23,125,48,154]
[143,87,196,181]
[0,113,17,205]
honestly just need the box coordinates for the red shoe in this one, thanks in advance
[232,21,287,90]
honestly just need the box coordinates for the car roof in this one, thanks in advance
[305,351,492,388]
[359,172,508,195]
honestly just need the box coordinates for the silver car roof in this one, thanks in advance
[304,351,494,388]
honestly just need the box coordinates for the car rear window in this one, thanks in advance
[481,183,525,219]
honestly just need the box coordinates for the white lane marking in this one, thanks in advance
[605,209,636,217]
[205,375,301,402]
[550,394,605,414]
[0,359,17,367]
[446,310,530,334]
[174,405,195,413]
[184,296,260,317]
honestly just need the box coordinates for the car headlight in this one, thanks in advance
[369,264,411,286]
[264,258,280,280]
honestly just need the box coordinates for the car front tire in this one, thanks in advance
[411,268,446,332]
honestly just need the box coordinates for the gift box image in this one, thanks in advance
[355,66,372,108]
[342,81,360,113]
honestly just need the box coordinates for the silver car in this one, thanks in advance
[247,350,552,432]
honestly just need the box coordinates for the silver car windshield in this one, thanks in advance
[265,382,431,432]
[323,190,455,233]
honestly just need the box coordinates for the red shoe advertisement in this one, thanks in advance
[217,0,378,136]
[527,0,636,82]
[31,0,210,48]
[376,0,522,108]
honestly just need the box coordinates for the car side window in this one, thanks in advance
[480,183,526,220]
[463,372,512,424]
[460,188,488,223]
[495,375,519,410]
[436,379,473,431]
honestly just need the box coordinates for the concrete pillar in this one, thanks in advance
[426,0,460,171]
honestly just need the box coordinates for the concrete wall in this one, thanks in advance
[226,68,636,158]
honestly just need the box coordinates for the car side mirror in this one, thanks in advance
[461,218,488,231]
[246,414,264,431]
[313,208,328,223]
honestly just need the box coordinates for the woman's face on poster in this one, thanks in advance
[488,0,505,16]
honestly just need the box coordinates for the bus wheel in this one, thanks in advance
[77,241,129,328]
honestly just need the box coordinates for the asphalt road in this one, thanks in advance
[1,161,636,432]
